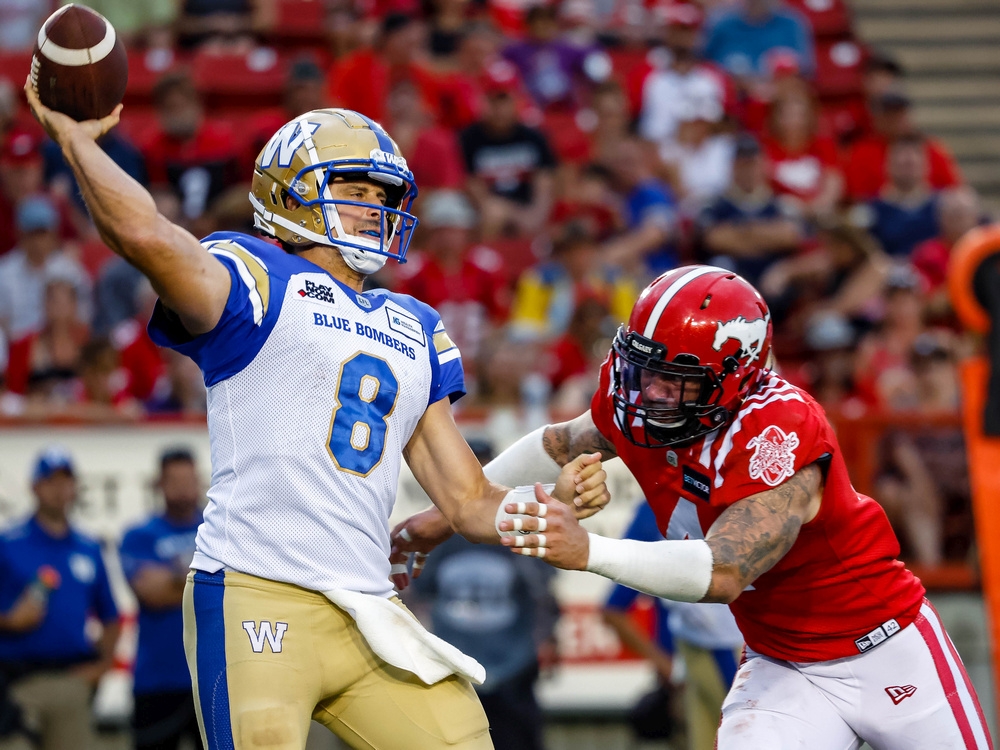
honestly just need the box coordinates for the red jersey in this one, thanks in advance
[393,245,509,359]
[843,135,961,201]
[591,364,925,662]
[763,135,840,202]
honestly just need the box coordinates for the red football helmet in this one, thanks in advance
[612,266,773,448]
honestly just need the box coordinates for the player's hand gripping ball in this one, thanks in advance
[31,4,128,122]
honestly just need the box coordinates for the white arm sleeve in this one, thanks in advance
[585,533,714,603]
[482,426,561,486]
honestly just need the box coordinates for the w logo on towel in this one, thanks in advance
[242,620,288,653]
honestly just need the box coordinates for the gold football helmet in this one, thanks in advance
[249,108,418,274]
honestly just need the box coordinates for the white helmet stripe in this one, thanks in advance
[642,266,728,338]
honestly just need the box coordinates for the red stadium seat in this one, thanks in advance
[785,0,853,39]
[819,93,869,143]
[191,48,289,110]
[814,37,867,98]
[268,0,328,51]
[123,48,189,107]
[0,52,33,86]
[541,109,592,165]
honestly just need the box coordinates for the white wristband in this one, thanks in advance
[483,427,561,486]
[585,533,713,603]
[495,484,554,538]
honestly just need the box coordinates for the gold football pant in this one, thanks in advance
[183,569,492,750]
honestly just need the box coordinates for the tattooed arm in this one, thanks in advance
[542,411,619,466]
[497,462,825,606]
[702,463,824,603]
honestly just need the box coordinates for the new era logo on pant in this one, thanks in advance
[885,685,917,705]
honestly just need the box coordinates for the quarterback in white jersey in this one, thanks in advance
[25,88,609,750]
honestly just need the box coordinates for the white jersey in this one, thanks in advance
[149,232,465,598]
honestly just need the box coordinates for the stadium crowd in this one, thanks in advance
[0,0,981,564]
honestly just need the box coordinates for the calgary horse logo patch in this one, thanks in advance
[713,314,769,363]
[747,425,799,486]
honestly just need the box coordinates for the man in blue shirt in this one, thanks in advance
[604,139,678,277]
[704,0,814,81]
[120,448,204,750]
[0,446,120,750]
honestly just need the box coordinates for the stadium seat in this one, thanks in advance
[785,0,853,39]
[0,52,33,86]
[191,48,289,109]
[267,0,328,52]
[123,48,188,107]
[819,94,868,143]
[541,109,592,165]
[814,37,867,98]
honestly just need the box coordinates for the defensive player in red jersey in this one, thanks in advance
[394,266,993,749]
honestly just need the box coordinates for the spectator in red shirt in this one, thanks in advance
[5,278,89,397]
[394,190,508,365]
[436,21,506,131]
[327,13,442,125]
[110,279,166,402]
[139,71,242,223]
[384,81,466,192]
[843,90,961,202]
[541,291,612,413]
[762,82,843,219]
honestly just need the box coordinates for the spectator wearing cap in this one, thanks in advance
[704,0,814,84]
[0,128,79,256]
[761,80,843,218]
[139,71,242,223]
[601,138,678,277]
[636,3,735,153]
[459,64,558,238]
[697,133,803,292]
[119,448,204,750]
[0,447,120,750]
[501,4,608,111]
[393,191,509,365]
[854,133,940,259]
[656,81,734,218]
[327,14,442,125]
[843,89,962,201]
[0,196,92,341]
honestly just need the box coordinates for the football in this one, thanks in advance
[31,4,128,122]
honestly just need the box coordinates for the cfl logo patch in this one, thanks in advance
[242,620,288,653]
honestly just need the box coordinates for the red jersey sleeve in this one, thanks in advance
[711,392,836,508]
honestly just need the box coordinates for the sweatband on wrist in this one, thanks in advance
[483,427,561,487]
[585,533,713,603]
[495,484,554,538]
